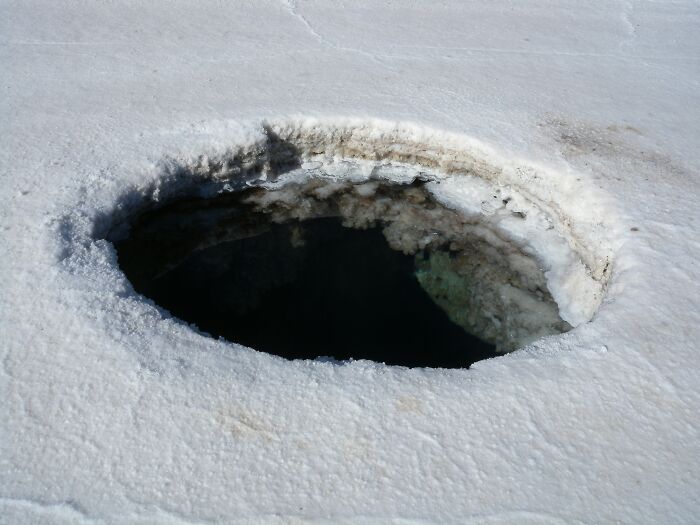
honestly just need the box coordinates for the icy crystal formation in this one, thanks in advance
[244,178,570,352]
[114,175,570,355]
[105,120,614,360]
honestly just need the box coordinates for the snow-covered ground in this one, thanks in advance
[2,1,700,523]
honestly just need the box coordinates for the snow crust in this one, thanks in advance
[108,119,612,328]
[2,1,700,523]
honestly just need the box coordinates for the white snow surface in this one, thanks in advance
[2,1,700,523]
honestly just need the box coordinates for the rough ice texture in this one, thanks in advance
[2,1,700,524]
[108,174,571,352]
[242,175,572,351]
[107,120,613,327]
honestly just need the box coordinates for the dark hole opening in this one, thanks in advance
[114,197,499,368]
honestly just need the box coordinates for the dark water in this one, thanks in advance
[116,216,498,368]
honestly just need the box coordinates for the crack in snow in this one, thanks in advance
[619,0,638,53]
[273,4,699,64]
[373,44,699,62]
[0,497,95,523]
[0,496,216,524]
[280,0,383,62]
[281,0,325,45]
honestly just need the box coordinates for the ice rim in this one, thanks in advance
[57,117,617,365]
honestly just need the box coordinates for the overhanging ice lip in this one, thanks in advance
[91,119,616,355]
[109,175,571,364]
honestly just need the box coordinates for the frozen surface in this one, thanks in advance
[2,0,700,523]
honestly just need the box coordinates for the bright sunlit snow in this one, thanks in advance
[2,1,700,523]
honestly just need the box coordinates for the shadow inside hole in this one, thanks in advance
[122,216,498,368]
[111,174,570,368]
[91,128,302,242]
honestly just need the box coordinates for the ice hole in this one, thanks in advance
[111,176,572,369]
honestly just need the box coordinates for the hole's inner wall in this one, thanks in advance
[113,176,571,368]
